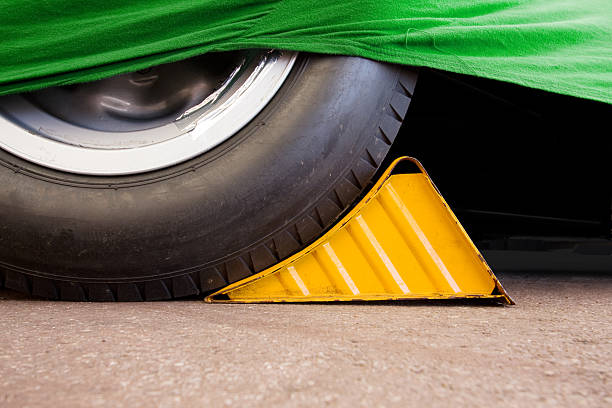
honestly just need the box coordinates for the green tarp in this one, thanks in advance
[1,0,611,103]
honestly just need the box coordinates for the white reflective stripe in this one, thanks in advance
[287,266,310,296]
[355,215,410,294]
[323,243,359,295]
[385,184,461,293]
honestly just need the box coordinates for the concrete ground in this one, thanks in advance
[0,271,610,407]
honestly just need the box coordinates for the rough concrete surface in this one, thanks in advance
[1,271,610,408]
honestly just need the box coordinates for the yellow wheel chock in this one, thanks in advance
[206,157,513,305]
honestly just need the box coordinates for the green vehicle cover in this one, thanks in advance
[0,0,611,103]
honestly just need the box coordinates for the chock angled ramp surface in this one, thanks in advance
[206,157,512,304]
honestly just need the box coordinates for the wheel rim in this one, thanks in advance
[0,50,297,175]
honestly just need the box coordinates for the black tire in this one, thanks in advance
[0,54,417,301]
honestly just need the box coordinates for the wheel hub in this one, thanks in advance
[0,50,297,175]
[27,53,245,133]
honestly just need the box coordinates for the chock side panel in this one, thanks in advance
[206,157,513,304]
